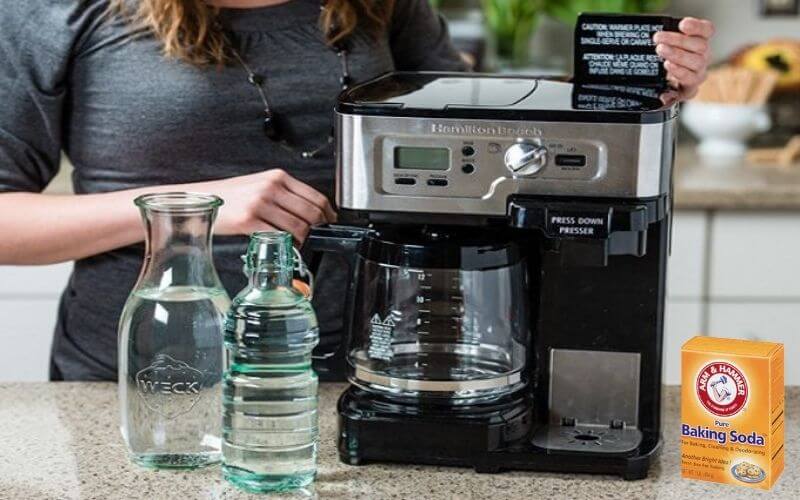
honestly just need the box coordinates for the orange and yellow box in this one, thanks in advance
[680,336,784,490]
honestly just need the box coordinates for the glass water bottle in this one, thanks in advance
[222,231,319,493]
[118,192,230,469]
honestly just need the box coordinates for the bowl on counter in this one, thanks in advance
[681,101,772,166]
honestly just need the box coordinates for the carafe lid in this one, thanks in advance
[358,226,524,270]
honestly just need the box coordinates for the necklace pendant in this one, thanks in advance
[263,111,281,140]
[248,73,265,86]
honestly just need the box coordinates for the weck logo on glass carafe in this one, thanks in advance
[136,354,204,419]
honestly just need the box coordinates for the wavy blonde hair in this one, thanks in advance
[111,0,394,66]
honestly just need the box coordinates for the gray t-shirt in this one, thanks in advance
[0,0,466,380]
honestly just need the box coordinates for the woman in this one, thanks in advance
[0,0,714,381]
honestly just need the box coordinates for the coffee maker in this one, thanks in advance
[309,72,677,479]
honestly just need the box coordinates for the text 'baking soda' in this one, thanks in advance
[681,336,784,490]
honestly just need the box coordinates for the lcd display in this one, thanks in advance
[394,147,450,170]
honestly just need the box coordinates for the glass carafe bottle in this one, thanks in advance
[348,227,528,403]
[222,231,319,493]
[118,192,230,469]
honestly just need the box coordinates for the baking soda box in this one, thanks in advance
[680,336,784,490]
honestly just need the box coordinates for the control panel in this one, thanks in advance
[380,135,606,198]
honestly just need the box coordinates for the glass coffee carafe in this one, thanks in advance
[314,226,530,403]
[118,192,230,469]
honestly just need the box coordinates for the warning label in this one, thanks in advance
[579,22,663,47]
[583,52,662,78]
[574,13,680,85]
[368,313,396,361]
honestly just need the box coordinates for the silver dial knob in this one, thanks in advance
[504,141,548,177]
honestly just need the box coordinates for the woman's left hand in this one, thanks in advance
[653,17,715,103]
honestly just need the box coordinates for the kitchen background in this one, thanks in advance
[1,0,799,383]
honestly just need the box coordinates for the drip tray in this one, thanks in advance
[531,424,643,455]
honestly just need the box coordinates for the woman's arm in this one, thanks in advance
[0,190,143,265]
[0,169,335,265]
[0,2,335,266]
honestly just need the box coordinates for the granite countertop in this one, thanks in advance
[674,147,800,210]
[0,383,796,499]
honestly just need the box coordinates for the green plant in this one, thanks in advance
[483,0,545,67]
[545,0,670,26]
[481,0,669,68]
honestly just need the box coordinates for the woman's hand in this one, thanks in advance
[197,169,336,244]
[653,17,715,103]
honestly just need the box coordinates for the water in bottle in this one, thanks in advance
[222,231,319,493]
[118,192,229,469]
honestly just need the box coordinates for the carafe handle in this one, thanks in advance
[303,225,368,373]
[305,225,367,263]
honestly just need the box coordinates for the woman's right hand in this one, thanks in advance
[196,169,336,244]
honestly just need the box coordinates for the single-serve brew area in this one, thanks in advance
[1,1,799,499]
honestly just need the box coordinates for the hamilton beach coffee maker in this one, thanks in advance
[309,71,677,479]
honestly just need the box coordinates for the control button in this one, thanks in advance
[461,163,475,174]
[427,178,448,187]
[461,145,476,157]
[488,143,502,154]
[394,177,416,185]
[555,154,587,167]
[504,141,548,177]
